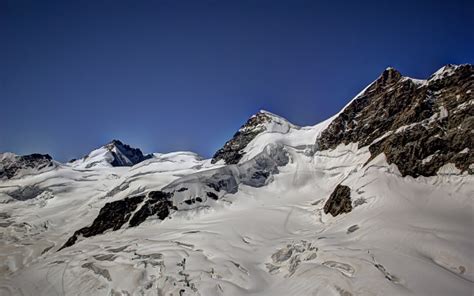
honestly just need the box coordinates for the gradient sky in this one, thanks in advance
[1,0,473,161]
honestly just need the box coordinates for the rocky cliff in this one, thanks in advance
[317,64,473,177]
[211,111,274,164]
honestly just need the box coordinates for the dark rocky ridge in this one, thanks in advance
[324,184,352,217]
[317,64,473,177]
[129,191,175,227]
[105,140,153,167]
[211,112,273,164]
[0,153,55,179]
[59,195,145,250]
[60,191,175,250]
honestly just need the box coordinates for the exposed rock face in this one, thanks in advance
[211,112,273,164]
[206,191,218,200]
[60,191,175,249]
[129,191,174,227]
[317,64,473,177]
[105,140,152,167]
[0,153,55,179]
[324,185,352,217]
[60,195,145,250]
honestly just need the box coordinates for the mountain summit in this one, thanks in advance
[318,64,473,177]
[211,110,297,164]
[71,140,152,168]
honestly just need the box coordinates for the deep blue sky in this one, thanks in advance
[1,0,473,161]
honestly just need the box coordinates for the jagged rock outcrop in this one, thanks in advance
[317,64,473,177]
[105,140,152,167]
[60,191,175,249]
[129,191,175,227]
[211,111,274,164]
[324,185,352,217]
[0,153,55,179]
[60,195,145,250]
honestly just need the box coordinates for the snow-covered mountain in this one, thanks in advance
[0,153,56,180]
[0,64,472,296]
[70,140,153,168]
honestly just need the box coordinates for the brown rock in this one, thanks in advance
[317,64,474,177]
[324,185,352,217]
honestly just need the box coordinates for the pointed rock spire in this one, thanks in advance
[375,67,402,87]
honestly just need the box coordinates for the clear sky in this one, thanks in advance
[1,0,473,161]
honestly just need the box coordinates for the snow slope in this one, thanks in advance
[1,143,471,296]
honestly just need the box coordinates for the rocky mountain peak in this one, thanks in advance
[102,139,152,167]
[104,139,136,152]
[240,111,274,133]
[317,64,473,177]
[378,67,402,85]
[105,139,125,148]
[211,110,294,165]
[211,112,272,165]
[72,140,152,168]
[428,64,459,81]
[0,153,55,179]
